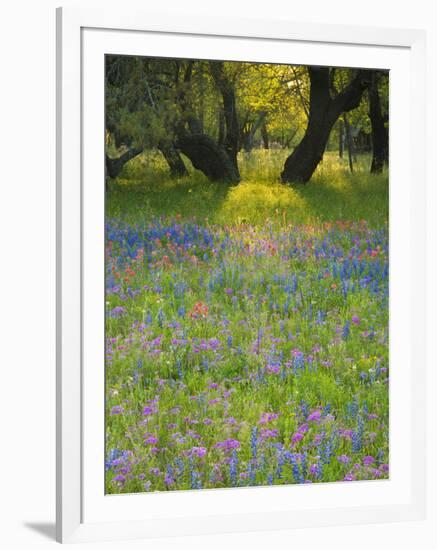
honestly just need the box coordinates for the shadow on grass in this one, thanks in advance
[107,166,234,224]
[105,150,388,227]
[290,170,389,226]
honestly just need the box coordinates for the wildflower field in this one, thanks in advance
[105,151,389,493]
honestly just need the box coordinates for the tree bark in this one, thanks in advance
[105,147,143,179]
[209,62,240,178]
[261,122,269,149]
[281,68,371,184]
[172,60,239,183]
[338,119,344,158]
[241,111,267,152]
[343,113,354,173]
[218,110,225,147]
[176,133,240,183]
[158,142,188,178]
[369,72,389,173]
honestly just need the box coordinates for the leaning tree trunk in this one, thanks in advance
[369,72,389,173]
[158,142,188,178]
[171,60,240,183]
[281,68,371,184]
[105,146,143,179]
[176,133,240,183]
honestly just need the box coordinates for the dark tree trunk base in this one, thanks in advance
[105,147,143,180]
[176,133,240,183]
[281,133,328,184]
[158,143,188,178]
[369,73,389,174]
[281,67,371,184]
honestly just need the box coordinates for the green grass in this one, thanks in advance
[107,149,388,227]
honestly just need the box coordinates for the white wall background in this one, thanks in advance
[0,1,434,548]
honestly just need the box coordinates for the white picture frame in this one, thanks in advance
[56,6,426,543]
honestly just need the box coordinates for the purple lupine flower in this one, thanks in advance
[259,412,279,425]
[260,428,279,440]
[190,446,207,458]
[112,474,126,483]
[110,405,124,415]
[363,455,375,467]
[214,439,241,452]
[144,435,158,445]
[208,338,221,350]
[339,429,354,440]
[337,454,351,464]
[266,364,280,374]
[307,410,322,422]
[291,432,304,445]
[208,398,221,406]
[110,306,126,318]
[352,315,360,325]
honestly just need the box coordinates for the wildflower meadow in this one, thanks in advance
[105,150,389,494]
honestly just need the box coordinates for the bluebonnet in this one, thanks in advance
[352,416,364,453]
[229,450,238,487]
[342,320,351,340]
[289,454,304,483]
[250,427,258,460]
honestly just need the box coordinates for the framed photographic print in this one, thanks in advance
[56,6,426,543]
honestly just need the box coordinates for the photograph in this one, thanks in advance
[104,55,389,494]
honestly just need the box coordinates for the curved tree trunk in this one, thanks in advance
[281,68,371,184]
[369,73,389,173]
[158,142,188,178]
[105,146,143,179]
[241,111,267,152]
[176,133,240,183]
